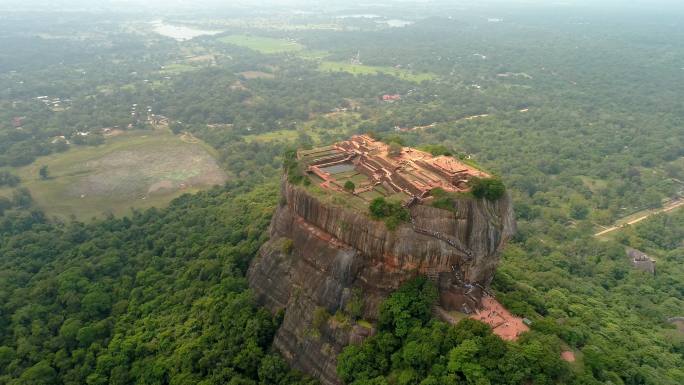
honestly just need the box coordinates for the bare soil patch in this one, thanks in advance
[561,351,576,362]
[470,296,530,341]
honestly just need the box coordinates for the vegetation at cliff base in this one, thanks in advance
[338,278,572,385]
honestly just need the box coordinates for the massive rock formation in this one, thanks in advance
[248,178,515,385]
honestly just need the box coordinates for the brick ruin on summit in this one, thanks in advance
[297,134,488,204]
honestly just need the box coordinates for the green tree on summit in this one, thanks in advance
[469,177,505,201]
[344,180,356,192]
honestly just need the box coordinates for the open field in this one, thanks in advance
[243,128,328,144]
[238,71,275,79]
[579,176,609,194]
[219,35,303,53]
[159,63,199,74]
[318,61,436,82]
[15,131,227,221]
[243,130,299,143]
[296,50,330,60]
[0,187,12,199]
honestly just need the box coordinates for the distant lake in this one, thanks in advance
[336,14,381,19]
[150,20,223,41]
[379,19,413,28]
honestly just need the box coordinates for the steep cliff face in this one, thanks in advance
[248,178,515,384]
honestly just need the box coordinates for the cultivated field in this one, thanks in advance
[219,35,303,53]
[238,71,275,79]
[16,131,227,221]
[318,61,436,82]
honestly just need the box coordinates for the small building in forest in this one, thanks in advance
[626,247,656,275]
[12,116,25,128]
[382,94,401,101]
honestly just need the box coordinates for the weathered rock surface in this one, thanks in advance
[247,178,515,384]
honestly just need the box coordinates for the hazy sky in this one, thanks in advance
[2,0,683,13]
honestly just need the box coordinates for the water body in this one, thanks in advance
[322,163,355,174]
[336,14,381,19]
[150,20,223,41]
[378,19,413,27]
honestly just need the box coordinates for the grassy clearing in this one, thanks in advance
[448,311,469,323]
[580,176,609,193]
[359,190,383,201]
[296,50,330,60]
[159,63,198,74]
[243,128,325,144]
[238,71,275,79]
[0,187,12,199]
[319,61,436,83]
[305,182,368,212]
[243,130,300,143]
[15,130,226,221]
[219,35,303,54]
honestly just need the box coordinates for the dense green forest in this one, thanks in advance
[1,2,683,385]
[0,181,316,385]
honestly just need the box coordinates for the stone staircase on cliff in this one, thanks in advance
[410,218,473,259]
[424,267,440,282]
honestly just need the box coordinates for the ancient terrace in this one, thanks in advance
[297,135,488,204]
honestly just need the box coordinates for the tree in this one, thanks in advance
[570,201,589,219]
[0,196,11,214]
[81,290,112,318]
[369,197,391,218]
[344,180,356,192]
[12,188,33,208]
[233,341,264,377]
[18,360,57,385]
[59,318,81,349]
[447,339,488,384]
[468,177,506,201]
[388,142,403,157]
[39,165,49,180]
[0,171,20,187]
[0,346,15,373]
[258,354,288,385]
[368,197,410,230]
[378,278,437,337]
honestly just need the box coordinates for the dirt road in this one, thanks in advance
[594,197,684,237]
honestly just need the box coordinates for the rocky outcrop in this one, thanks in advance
[247,178,515,384]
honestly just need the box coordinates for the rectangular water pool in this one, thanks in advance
[321,163,355,174]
